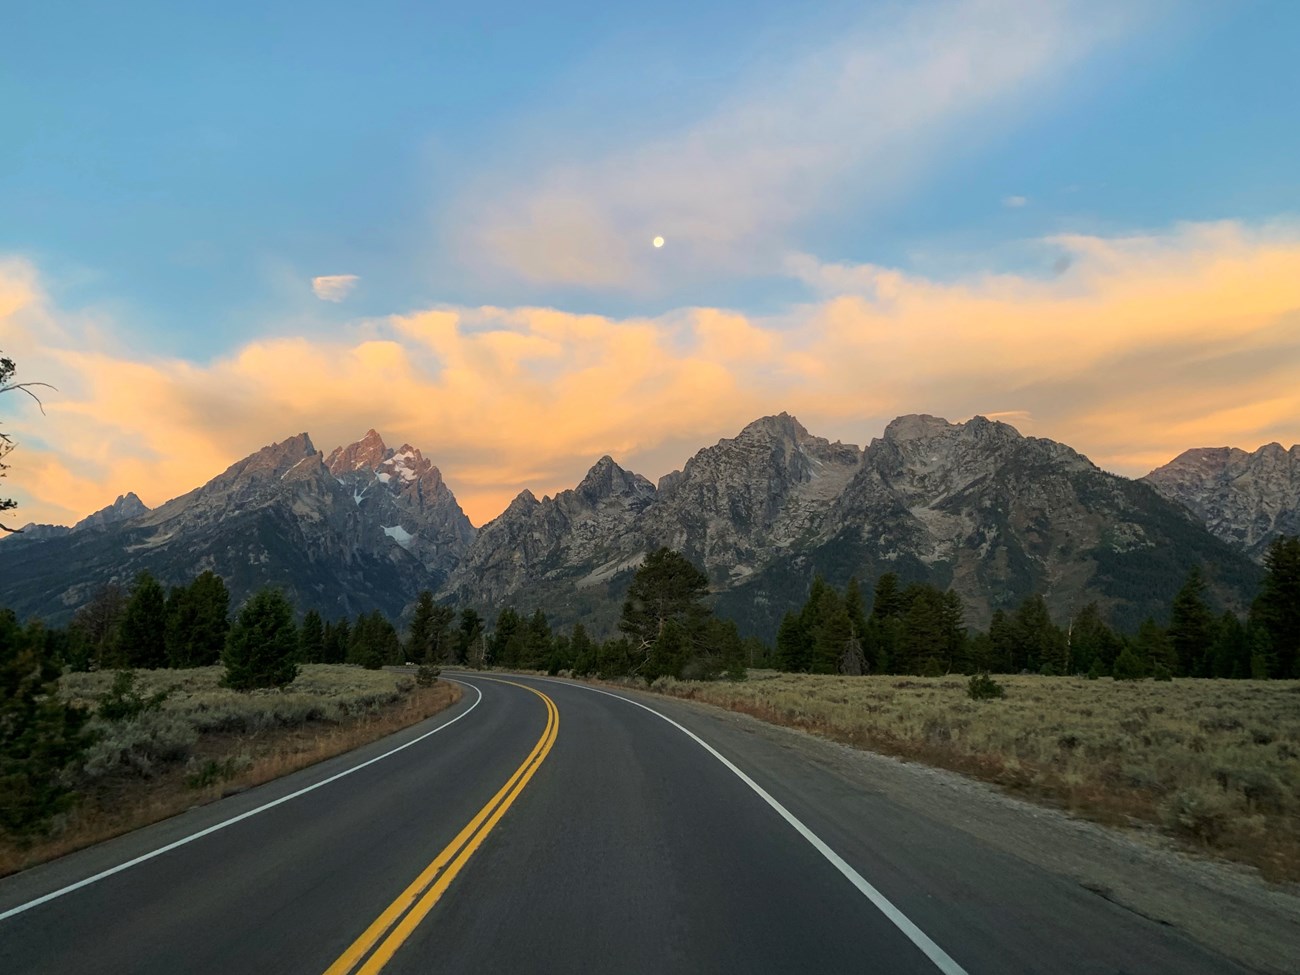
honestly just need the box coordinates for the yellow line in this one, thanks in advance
[323,680,559,975]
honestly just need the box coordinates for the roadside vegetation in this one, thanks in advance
[650,673,1300,882]
[0,663,457,877]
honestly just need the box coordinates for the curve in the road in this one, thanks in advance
[516,675,968,975]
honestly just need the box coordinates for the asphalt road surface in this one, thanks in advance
[0,673,1258,974]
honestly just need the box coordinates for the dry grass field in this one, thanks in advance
[654,673,1300,882]
[1,665,460,878]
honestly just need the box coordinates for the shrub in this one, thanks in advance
[415,664,441,688]
[1152,664,1174,682]
[97,670,168,722]
[83,711,198,780]
[1159,788,1232,843]
[1112,646,1146,680]
[967,673,1005,700]
[1086,659,1104,680]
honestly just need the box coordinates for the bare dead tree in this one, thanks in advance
[0,351,56,533]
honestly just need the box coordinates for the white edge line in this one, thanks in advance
[518,675,969,975]
[0,680,483,923]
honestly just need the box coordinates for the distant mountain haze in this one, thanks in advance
[1,417,1283,635]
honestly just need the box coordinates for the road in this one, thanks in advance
[0,673,1258,974]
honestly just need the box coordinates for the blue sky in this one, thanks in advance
[3,0,1300,526]
[5,1,1296,347]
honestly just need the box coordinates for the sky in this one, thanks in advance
[2,0,1299,528]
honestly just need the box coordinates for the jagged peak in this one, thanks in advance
[882,414,959,441]
[739,412,809,441]
[508,488,539,511]
[575,455,654,502]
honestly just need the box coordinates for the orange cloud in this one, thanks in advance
[4,220,1300,529]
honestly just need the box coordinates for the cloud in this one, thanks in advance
[455,0,1136,289]
[1002,195,1029,208]
[5,219,1300,529]
[312,275,359,302]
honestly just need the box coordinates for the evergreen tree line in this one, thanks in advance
[774,536,1300,679]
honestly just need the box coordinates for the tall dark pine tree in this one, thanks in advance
[619,548,709,667]
[407,591,439,663]
[299,609,325,664]
[775,612,810,672]
[222,589,299,690]
[1168,567,1217,676]
[1251,536,1300,678]
[458,609,484,666]
[165,570,230,667]
[119,571,168,668]
[0,609,93,834]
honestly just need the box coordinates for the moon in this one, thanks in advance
[652,236,665,248]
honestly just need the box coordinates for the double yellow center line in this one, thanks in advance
[324,680,559,975]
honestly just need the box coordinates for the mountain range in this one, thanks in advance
[3,415,1290,636]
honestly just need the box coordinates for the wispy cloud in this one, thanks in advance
[6,219,1300,528]
[456,0,1137,289]
[312,274,359,302]
[1002,195,1029,208]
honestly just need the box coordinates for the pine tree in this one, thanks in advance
[1208,612,1249,678]
[1168,567,1217,676]
[454,608,480,670]
[809,586,850,674]
[119,571,168,668]
[775,611,810,672]
[323,616,350,664]
[523,609,553,670]
[222,589,299,690]
[1134,618,1175,673]
[299,609,325,663]
[0,610,93,834]
[570,623,597,677]
[619,548,710,673]
[407,591,439,663]
[1251,535,1300,677]
[165,571,230,668]
[871,573,904,620]
[987,609,1015,673]
[490,608,523,667]
[72,582,127,670]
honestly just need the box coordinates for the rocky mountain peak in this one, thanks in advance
[1142,440,1300,561]
[72,491,151,532]
[739,412,809,442]
[325,429,390,475]
[221,433,318,483]
[575,456,656,505]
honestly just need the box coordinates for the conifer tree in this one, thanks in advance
[570,623,596,676]
[619,548,709,671]
[809,587,851,674]
[458,609,484,666]
[775,611,810,672]
[871,573,904,620]
[119,571,168,669]
[1208,611,1249,678]
[299,609,325,664]
[407,591,439,663]
[222,589,299,689]
[1134,618,1175,673]
[165,571,230,667]
[1251,535,1300,677]
[0,610,93,834]
[1168,567,1216,676]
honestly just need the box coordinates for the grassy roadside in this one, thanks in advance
[635,672,1300,883]
[1,665,460,878]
